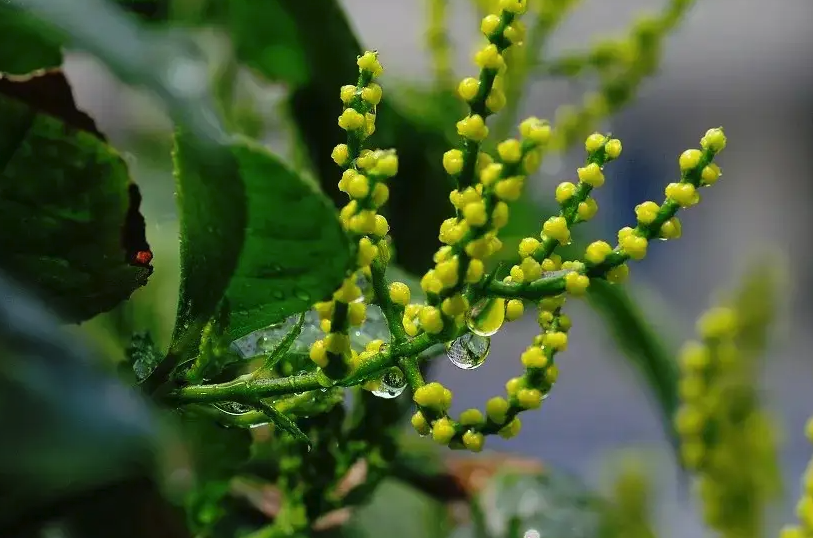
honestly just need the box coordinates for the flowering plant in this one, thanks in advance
[2,1,806,538]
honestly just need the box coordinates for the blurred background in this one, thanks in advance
[58,0,813,536]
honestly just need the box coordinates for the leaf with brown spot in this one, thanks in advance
[0,70,153,322]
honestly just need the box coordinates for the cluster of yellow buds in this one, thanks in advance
[781,416,813,538]
[675,300,781,537]
[311,51,399,379]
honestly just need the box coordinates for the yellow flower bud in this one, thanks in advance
[555,181,577,204]
[519,117,551,145]
[340,85,356,104]
[419,306,444,334]
[331,143,350,166]
[678,149,703,171]
[357,51,383,76]
[389,282,411,306]
[577,162,605,187]
[497,138,523,163]
[505,299,524,321]
[457,77,479,101]
[411,411,430,435]
[584,240,613,265]
[605,138,622,159]
[457,114,489,141]
[700,128,726,153]
[486,396,510,424]
[584,133,606,153]
[431,417,456,444]
[474,44,504,70]
[309,340,328,367]
[361,83,383,105]
[338,108,365,131]
[462,430,485,452]
[518,237,540,258]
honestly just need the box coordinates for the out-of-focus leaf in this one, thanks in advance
[227,0,310,86]
[0,70,153,322]
[179,416,253,534]
[586,279,679,450]
[343,480,452,538]
[19,0,230,149]
[0,271,159,530]
[460,467,613,538]
[0,5,63,75]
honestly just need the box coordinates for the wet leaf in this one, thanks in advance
[0,70,152,322]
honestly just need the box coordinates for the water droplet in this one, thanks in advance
[294,288,311,302]
[214,401,252,415]
[249,422,271,429]
[256,335,274,353]
[371,367,407,399]
[445,333,491,370]
[466,298,506,337]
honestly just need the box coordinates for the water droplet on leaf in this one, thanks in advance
[446,333,491,370]
[466,298,506,337]
[256,335,274,353]
[214,401,252,415]
[371,367,407,399]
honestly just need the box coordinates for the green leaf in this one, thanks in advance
[181,415,252,484]
[224,139,352,340]
[0,271,160,529]
[343,480,452,538]
[257,401,310,446]
[0,70,153,322]
[171,133,352,360]
[0,5,63,75]
[586,280,679,447]
[227,0,310,86]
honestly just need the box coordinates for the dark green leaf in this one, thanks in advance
[0,5,63,75]
[0,271,159,530]
[227,0,310,86]
[225,139,352,340]
[171,133,351,363]
[586,280,679,447]
[0,70,153,322]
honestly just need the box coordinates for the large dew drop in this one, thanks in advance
[466,298,506,337]
[446,333,491,370]
[371,367,407,399]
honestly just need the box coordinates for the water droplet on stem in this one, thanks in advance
[466,298,506,337]
[371,367,407,399]
[446,333,491,370]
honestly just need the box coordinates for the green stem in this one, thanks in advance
[370,258,407,343]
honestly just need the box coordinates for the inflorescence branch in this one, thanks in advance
[166,0,729,454]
